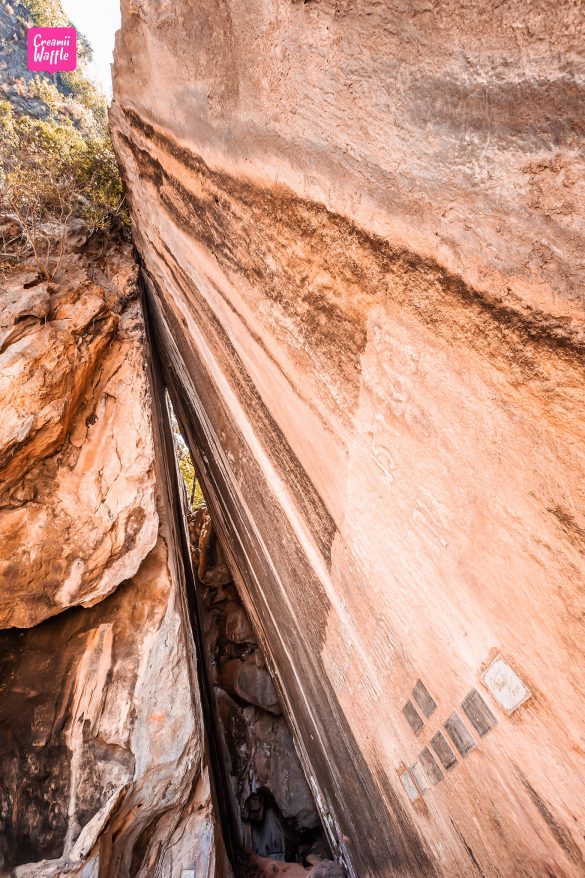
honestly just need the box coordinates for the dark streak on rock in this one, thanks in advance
[449,818,485,876]
[370,755,437,873]
[0,626,72,867]
[411,77,585,149]
[121,106,585,370]
[144,267,332,649]
[129,813,163,877]
[155,235,337,566]
[546,504,585,556]
[144,275,440,878]
[0,576,145,870]
[516,767,585,868]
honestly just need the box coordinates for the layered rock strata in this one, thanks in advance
[111,2,585,876]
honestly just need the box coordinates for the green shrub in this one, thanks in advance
[25,0,69,27]
[170,411,206,509]
[59,71,108,132]
[0,102,128,278]
[1,1,128,278]
[178,450,206,508]
[27,74,108,136]
[27,76,63,114]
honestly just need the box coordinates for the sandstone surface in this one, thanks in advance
[0,535,211,878]
[0,244,218,878]
[0,2,226,875]
[111,2,585,876]
[0,254,158,627]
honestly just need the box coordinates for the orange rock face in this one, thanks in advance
[0,258,158,627]
[0,246,216,877]
[111,1,585,876]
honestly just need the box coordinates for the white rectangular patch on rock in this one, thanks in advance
[399,769,420,802]
[410,761,430,793]
[482,656,531,713]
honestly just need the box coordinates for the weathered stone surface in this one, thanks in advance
[224,603,255,645]
[191,510,325,862]
[306,862,344,878]
[219,656,281,716]
[216,688,317,849]
[0,533,208,877]
[112,2,585,876]
[0,258,158,627]
[0,236,220,876]
[246,855,308,878]
[0,4,225,876]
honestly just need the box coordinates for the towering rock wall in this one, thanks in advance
[0,0,224,869]
[111,2,585,876]
[0,247,218,878]
[1,4,331,875]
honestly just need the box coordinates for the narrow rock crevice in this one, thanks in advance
[2,0,585,875]
[166,393,339,877]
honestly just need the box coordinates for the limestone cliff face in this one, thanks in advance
[111,2,585,877]
[0,247,216,878]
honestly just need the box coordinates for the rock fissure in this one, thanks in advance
[151,328,339,876]
[2,0,585,876]
[184,480,332,866]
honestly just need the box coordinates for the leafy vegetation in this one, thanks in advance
[178,447,206,509]
[25,0,93,62]
[0,1,128,279]
[169,406,206,509]
[59,70,108,131]
[23,0,107,135]
[26,0,70,27]
[25,74,105,135]
[0,100,127,278]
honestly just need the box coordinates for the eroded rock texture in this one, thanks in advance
[0,538,211,878]
[111,2,585,876]
[0,255,157,627]
[189,510,326,863]
[0,246,218,878]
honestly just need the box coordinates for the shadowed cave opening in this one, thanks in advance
[168,396,335,874]
[0,578,142,871]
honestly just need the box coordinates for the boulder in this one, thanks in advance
[219,654,281,715]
